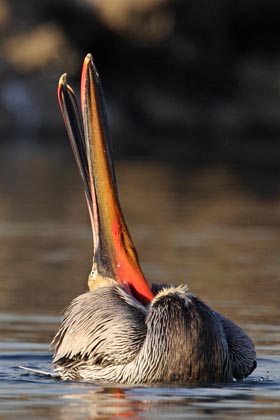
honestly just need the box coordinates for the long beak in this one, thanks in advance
[58,54,154,306]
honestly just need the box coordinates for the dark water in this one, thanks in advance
[0,144,280,419]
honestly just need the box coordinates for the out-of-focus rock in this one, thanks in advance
[2,23,77,73]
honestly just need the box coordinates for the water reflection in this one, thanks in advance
[6,376,278,420]
[0,143,280,419]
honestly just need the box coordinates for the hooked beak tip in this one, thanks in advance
[58,73,67,87]
[85,53,93,64]
[83,54,100,81]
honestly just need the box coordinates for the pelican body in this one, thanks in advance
[51,54,256,384]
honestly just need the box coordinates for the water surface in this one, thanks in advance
[0,144,279,419]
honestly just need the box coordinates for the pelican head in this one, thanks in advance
[57,54,154,306]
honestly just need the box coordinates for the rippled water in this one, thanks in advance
[1,144,280,419]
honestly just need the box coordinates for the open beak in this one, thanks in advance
[58,54,154,306]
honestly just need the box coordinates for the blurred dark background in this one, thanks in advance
[1,0,280,321]
[1,0,280,196]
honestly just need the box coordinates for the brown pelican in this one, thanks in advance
[50,54,256,384]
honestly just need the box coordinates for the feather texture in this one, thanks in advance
[51,285,256,383]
